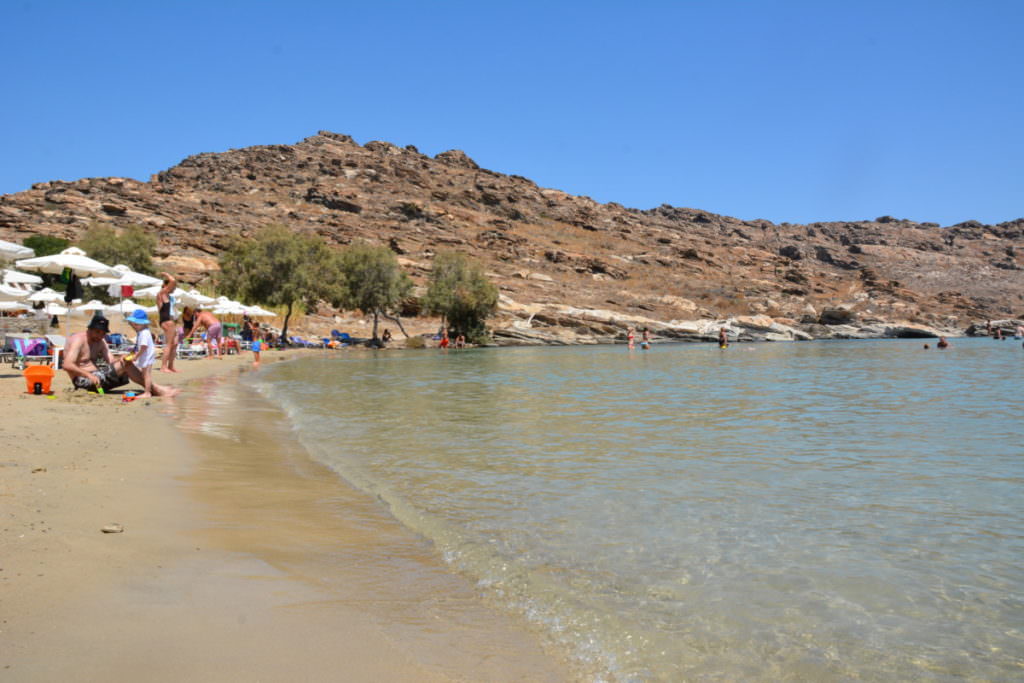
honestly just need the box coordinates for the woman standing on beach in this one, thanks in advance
[156,272,179,373]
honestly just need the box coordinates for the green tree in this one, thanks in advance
[78,222,157,275]
[22,234,70,257]
[337,242,412,343]
[217,225,343,343]
[423,251,498,343]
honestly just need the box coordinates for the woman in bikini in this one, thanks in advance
[156,272,179,372]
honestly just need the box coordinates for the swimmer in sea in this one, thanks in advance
[718,327,728,349]
[641,327,651,349]
[937,336,950,349]
[627,327,635,350]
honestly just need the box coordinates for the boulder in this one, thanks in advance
[819,307,856,325]
[884,324,941,339]
[435,149,479,169]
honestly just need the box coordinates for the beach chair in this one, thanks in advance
[105,333,131,353]
[331,331,352,347]
[177,338,208,359]
[10,337,50,371]
[0,335,17,366]
[45,334,66,369]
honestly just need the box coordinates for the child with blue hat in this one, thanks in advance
[125,309,158,398]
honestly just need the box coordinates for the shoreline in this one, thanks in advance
[0,349,573,681]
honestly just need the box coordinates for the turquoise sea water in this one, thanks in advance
[252,339,1023,681]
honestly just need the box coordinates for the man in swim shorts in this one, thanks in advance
[63,314,130,392]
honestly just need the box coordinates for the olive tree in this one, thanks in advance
[423,250,498,342]
[337,241,412,343]
[22,234,70,257]
[218,225,343,343]
[79,222,157,275]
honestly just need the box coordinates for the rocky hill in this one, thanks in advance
[2,130,1022,343]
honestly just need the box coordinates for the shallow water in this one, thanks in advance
[254,339,1024,681]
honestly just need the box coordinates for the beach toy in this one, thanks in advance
[123,391,137,403]
[24,365,55,395]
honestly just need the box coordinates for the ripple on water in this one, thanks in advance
[254,339,1024,681]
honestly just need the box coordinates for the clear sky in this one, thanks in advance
[3,1,1021,226]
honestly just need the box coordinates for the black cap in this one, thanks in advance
[87,314,110,333]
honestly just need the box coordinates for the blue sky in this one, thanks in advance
[2,1,1021,226]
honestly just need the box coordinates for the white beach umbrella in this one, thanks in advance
[0,282,30,302]
[2,268,43,286]
[0,239,34,262]
[16,246,119,278]
[132,284,163,299]
[72,299,108,316]
[85,263,162,291]
[105,298,141,316]
[43,302,68,316]
[178,289,216,307]
[27,287,66,303]
[244,305,277,317]
[88,263,161,286]
[213,302,248,316]
[0,300,31,312]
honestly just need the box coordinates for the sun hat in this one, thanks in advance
[125,309,150,326]
[87,314,110,333]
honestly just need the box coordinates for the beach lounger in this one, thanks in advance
[105,333,132,353]
[177,339,208,359]
[10,337,50,370]
[45,334,66,369]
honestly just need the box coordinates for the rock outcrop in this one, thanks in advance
[1,130,1022,343]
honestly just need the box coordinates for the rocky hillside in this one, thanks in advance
[2,130,1022,342]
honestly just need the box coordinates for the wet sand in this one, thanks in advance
[0,347,573,681]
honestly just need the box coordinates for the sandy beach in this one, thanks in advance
[0,345,573,681]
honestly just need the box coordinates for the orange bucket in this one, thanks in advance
[24,365,55,395]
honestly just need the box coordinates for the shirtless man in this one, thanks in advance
[182,307,224,359]
[63,314,179,396]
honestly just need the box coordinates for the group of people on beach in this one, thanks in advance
[60,271,267,398]
[986,320,1024,345]
[62,312,180,398]
[438,328,465,349]
[156,272,227,373]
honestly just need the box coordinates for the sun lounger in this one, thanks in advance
[105,333,132,353]
[177,338,208,359]
[45,334,66,369]
[10,337,50,370]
